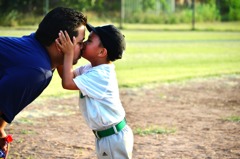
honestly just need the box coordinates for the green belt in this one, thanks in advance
[93,118,127,139]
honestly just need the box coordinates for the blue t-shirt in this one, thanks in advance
[0,33,53,123]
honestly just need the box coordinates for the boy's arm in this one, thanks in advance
[57,65,63,79]
[56,31,79,90]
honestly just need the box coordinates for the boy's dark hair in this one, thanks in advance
[35,7,87,46]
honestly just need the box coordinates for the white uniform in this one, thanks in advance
[73,63,133,159]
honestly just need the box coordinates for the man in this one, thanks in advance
[0,7,87,157]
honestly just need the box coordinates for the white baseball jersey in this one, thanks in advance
[73,63,126,131]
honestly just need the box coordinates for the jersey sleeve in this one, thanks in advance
[73,69,110,99]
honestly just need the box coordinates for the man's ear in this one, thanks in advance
[55,39,62,53]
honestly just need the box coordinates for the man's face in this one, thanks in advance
[73,25,85,64]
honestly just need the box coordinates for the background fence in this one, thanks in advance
[0,0,239,28]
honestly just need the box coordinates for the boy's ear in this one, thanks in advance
[99,48,108,57]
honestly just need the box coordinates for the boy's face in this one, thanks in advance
[81,32,103,61]
[72,25,85,64]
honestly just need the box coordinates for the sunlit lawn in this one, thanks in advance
[116,30,240,87]
[1,22,240,98]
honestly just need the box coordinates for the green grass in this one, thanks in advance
[134,126,176,136]
[20,129,36,135]
[1,23,240,98]
[224,116,240,122]
[16,118,34,125]
[122,21,240,31]
[115,30,240,87]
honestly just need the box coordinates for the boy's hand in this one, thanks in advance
[56,30,76,55]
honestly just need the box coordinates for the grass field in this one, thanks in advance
[117,30,240,86]
[1,23,240,98]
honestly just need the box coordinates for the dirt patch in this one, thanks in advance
[6,75,240,159]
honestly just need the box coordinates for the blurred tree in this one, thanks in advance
[92,0,120,12]
[0,0,239,26]
[59,0,92,11]
[0,0,43,15]
[142,0,156,11]
[216,0,240,21]
[228,0,240,20]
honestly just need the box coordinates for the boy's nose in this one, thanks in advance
[82,41,87,48]
[79,42,85,49]
[83,41,86,46]
[80,42,86,50]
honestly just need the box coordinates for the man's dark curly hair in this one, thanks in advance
[35,7,87,46]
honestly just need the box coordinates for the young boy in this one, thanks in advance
[56,24,134,158]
